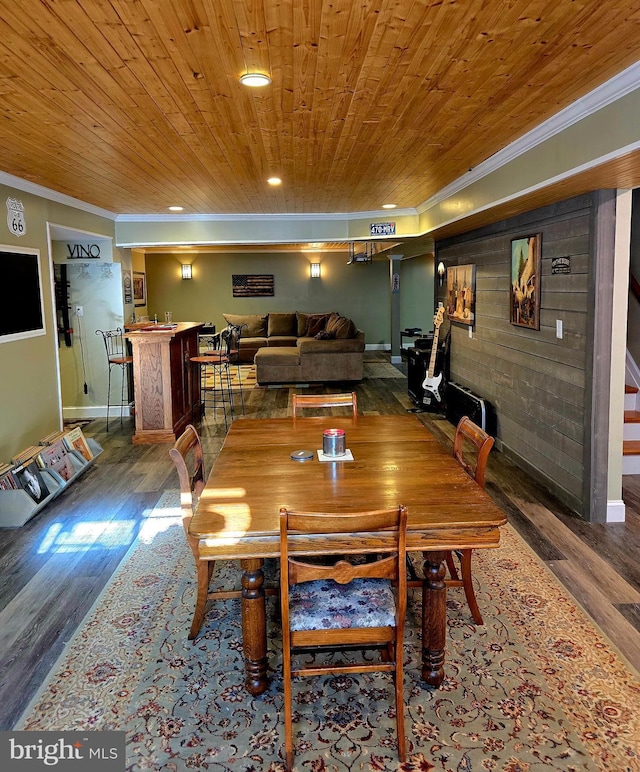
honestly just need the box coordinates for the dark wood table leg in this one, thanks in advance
[421,550,446,686]
[241,558,269,696]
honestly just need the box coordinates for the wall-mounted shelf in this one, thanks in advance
[0,438,103,528]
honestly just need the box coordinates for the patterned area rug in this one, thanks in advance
[17,491,640,771]
[202,364,257,391]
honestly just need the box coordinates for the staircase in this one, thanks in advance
[623,384,640,474]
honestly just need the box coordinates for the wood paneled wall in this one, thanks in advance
[436,193,609,518]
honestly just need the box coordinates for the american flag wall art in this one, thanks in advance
[232,274,274,297]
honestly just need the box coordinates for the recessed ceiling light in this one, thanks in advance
[240,72,272,87]
[382,203,397,209]
[267,177,282,186]
[168,206,184,212]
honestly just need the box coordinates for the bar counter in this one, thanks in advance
[125,322,204,444]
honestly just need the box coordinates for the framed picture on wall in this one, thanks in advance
[133,271,146,307]
[510,234,541,329]
[446,263,476,327]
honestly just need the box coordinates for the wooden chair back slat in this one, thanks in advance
[452,416,495,489]
[291,392,358,417]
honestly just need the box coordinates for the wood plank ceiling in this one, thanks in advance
[2,0,640,229]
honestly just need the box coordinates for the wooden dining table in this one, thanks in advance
[189,414,507,696]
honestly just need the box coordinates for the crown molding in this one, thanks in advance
[0,171,116,220]
[115,207,417,223]
[416,60,640,215]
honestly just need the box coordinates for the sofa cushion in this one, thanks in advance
[223,313,267,337]
[325,313,358,339]
[267,312,297,337]
[298,333,365,354]
[255,347,300,365]
[297,311,333,337]
[267,336,299,347]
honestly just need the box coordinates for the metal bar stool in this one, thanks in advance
[221,323,246,415]
[191,333,234,429]
[95,327,134,431]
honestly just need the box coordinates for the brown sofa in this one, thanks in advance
[222,311,365,384]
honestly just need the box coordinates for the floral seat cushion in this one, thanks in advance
[289,578,396,631]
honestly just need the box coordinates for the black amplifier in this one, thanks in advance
[445,381,496,434]
[413,335,433,350]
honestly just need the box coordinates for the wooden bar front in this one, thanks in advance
[125,322,203,444]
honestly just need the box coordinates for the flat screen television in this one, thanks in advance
[0,246,46,343]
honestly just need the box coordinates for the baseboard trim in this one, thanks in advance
[63,406,132,420]
[606,499,626,523]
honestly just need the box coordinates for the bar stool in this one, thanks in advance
[95,327,133,431]
[221,323,246,415]
[191,333,233,428]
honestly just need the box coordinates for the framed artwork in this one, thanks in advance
[510,234,541,329]
[232,274,274,297]
[446,263,476,327]
[133,271,146,307]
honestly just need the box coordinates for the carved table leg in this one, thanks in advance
[421,550,446,687]
[241,558,269,696]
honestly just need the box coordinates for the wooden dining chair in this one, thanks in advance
[409,416,494,624]
[446,416,495,624]
[169,424,242,639]
[291,391,358,417]
[279,505,408,770]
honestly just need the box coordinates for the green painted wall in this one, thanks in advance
[399,254,435,335]
[143,251,393,344]
[0,183,117,461]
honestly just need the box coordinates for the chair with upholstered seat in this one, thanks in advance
[291,391,358,417]
[95,327,133,431]
[169,424,242,639]
[408,415,494,624]
[279,504,408,770]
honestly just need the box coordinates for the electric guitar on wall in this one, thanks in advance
[421,306,445,404]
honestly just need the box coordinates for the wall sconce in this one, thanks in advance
[181,264,192,280]
[310,262,321,278]
[437,261,445,287]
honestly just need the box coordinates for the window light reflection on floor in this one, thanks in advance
[36,498,185,555]
[37,520,137,554]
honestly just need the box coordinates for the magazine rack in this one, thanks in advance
[0,438,103,528]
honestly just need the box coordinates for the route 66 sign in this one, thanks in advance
[6,197,26,237]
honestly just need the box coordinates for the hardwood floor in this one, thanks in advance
[0,352,638,730]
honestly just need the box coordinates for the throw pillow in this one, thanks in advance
[297,311,333,337]
[305,314,329,337]
[326,314,357,339]
[314,329,335,340]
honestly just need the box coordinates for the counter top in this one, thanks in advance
[125,321,204,336]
